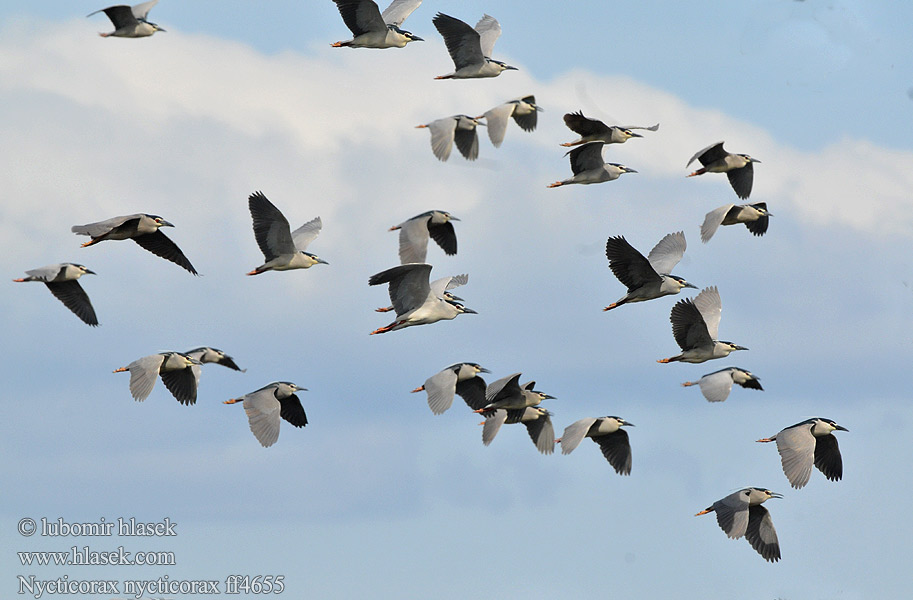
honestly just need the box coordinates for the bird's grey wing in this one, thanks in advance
[433,13,483,69]
[481,409,508,445]
[525,414,555,455]
[482,103,514,148]
[279,394,308,428]
[727,163,754,200]
[291,216,322,251]
[243,389,282,448]
[559,417,598,454]
[249,191,296,260]
[45,280,98,326]
[746,505,780,562]
[485,373,522,403]
[334,0,386,35]
[671,297,713,350]
[775,422,816,489]
[563,112,609,137]
[712,490,750,538]
[692,286,721,341]
[430,273,467,297]
[381,0,421,27]
[453,126,479,161]
[593,430,632,475]
[126,354,166,402]
[159,367,197,406]
[697,369,734,402]
[131,0,159,20]
[646,231,687,275]
[473,14,501,58]
[71,214,138,238]
[620,123,660,132]
[132,231,198,275]
[455,377,488,411]
[700,204,734,243]
[813,434,843,482]
[371,263,433,315]
[512,98,538,132]
[398,216,431,263]
[687,141,726,167]
[24,265,63,280]
[427,221,457,256]
[745,213,769,236]
[444,273,468,290]
[426,117,456,162]
[424,368,459,415]
[569,142,605,175]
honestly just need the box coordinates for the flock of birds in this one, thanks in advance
[14,0,852,564]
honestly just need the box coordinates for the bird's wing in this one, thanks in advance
[569,142,605,175]
[430,273,467,297]
[813,434,843,482]
[671,297,713,350]
[482,102,514,148]
[606,235,660,291]
[775,422,817,489]
[593,430,632,475]
[433,13,483,69]
[619,123,660,132]
[426,117,456,162]
[126,354,166,402]
[217,355,243,371]
[745,213,769,236]
[453,125,479,161]
[333,0,386,35]
[474,14,501,58]
[481,409,508,446]
[687,141,726,167]
[132,231,198,275]
[23,264,63,281]
[88,5,138,27]
[746,505,780,562]
[381,0,421,27]
[563,111,609,137]
[524,413,555,455]
[159,366,197,406]
[369,263,433,316]
[485,373,522,404]
[45,281,98,326]
[396,213,431,263]
[558,417,598,455]
[454,377,488,411]
[427,221,457,256]
[700,204,734,243]
[696,369,735,402]
[445,273,468,289]
[692,286,722,340]
[279,394,308,428]
[712,490,750,538]
[424,368,458,415]
[291,216,322,251]
[242,387,282,448]
[727,163,754,199]
[512,98,539,132]
[131,0,159,20]
[248,191,296,260]
[646,231,687,275]
[738,376,763,391]
[71,214,139,238]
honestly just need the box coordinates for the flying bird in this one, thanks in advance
[389,210,459,264]
[416,116,483,161]
[687,141,760,199]
[556,416,634,475]
[603,232,696,311]
[474,373,554,413]
[88,0,165,38]
[13,263,98,326]
[330,0,423,48]
[432,13,516,79]
[184,347,244,372]
[560,112,658,147]
[481,407,555,455]
[658,286,747,364]
[114,352,201,405]
[700,202,772,243]
[412,362,490,414]
[682,367,762,402]
[477,95,542,147]
[377,273,467,312]
[696,487,782,562]
[72,213,197,275]
[224,382,308,448]
[368,263,476,334]
[246,191,327,275]
[757,418,848,489]
[547,142,637,188]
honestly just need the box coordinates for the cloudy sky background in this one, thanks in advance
[2,1,912,598]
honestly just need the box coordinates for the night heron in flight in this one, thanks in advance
[88,1,164,38]
[560,112,658,147]
[547,142,637,188]
[477,95,542,147]
[389,210,459,264]
[556,416,634,475]
[377,273,467,312]
[184,347,244,372]
[687,141,760,199]
[411,362,490,414]
[696,487,782,562]
[603,232,696,311]
[114,352,201,405]
[224,382,308,448]
[416,116,483,161]
[246,191,327,275]
[432,13,516,79]
[368,263,476,334]
[757,418,848,489]
[700,202,772,243]
[658,286,747,364]
[330,0,423,48]
[474,373,555,414]
[682,367,762,402]
[14,263,98,326]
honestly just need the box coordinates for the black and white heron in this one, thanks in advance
[416,116,483,161]
[700,202,772,243]
[411,362,490,414]
[477,95,542,147]
[682,367,762,403]
[432,13,516,79]
[547,142,637,188]
[757,418,848,489]
[389,210,459,264]
[474,373,554,413]
[556,416,634,475]
[603,232,696,311]
[246,191,327,275]
[72,213,197,275]
[114,352,201,405]
[687,141,760,199]
[696,487,782,562]
[560,112,658,147]
[184,347,244,372]
[13,263,98,326]
[658,286,747,364]
[368,263,476,334]
[224,382,308,448]
[330,0,423,48]
[481,407,555,454]
[377,273,467,312]
[88,1,165,38]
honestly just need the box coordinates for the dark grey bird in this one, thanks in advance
[481,406,555,454]
[603,232,696,311]
[696,487,782,562]
[556,416,634,475]
[114,352,201,405]
[224,382,308,448]
[658,286,747,364]
[757,418,848,489]
[477,95,542,147]
[432,13,516,79]
[13,263,98,326]
[700,202,772,243]
[560,111,658,147]
[331,0,423,48]
[682,367,762,403]
[368,263,476,334]
[687,141,760,199]
[389,210,459,264]
[411,362,490,414]
[246,191,327,275]
[474,373,554,413]
[547,142,637,188]
[416,115,483,161]
[72,213,197,275]
[88,0,164,38]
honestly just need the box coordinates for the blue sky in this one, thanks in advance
[2,1,912,598]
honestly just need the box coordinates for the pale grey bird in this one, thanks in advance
[376,273,467,312]
[603,232,696,311]
[687,141,761,199]
[88,0,165,38]
[246,191,327,275]
[432,13,516,79]
[474,373,554,413]
[72,213,197,274]
[331,0,423,48]
[224,382,308,448]
[368,263,476,334]
[113,352,201,405]
[389,210,459,264]
[477,95,542,147]
[481,406,555,455]
[696,487,782,562]
[658,286,747,364]
[547,142,637,188]
[682,367,762,403]
[411,362,490,414]
[757,418,848,489]
[13,263,98,326]
[416,116,483,161]
[560,111,658,147]
[700,202,772,243]
[556,416,634,475]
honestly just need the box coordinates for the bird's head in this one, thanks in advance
[302,252,329,266]
[490,59,517,73]
[148,215,174,228]
[720,341,748,353]
[669,275,697,290]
